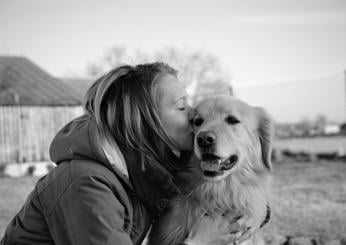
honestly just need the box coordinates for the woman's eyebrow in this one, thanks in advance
[174,96,187,104]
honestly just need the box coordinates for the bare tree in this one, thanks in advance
[86,46,145,75]
[86,46,232,104]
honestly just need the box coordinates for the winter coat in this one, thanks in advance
[1,114,195,245]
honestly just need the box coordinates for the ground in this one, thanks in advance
[262,160,346,243]
[0,161,345,242]
[0,176,39,236]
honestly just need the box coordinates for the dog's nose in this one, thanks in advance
[197,131,216,147]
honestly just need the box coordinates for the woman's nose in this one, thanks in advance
[187,108,197,125]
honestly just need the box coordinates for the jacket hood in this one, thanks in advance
[49,114,184,216]
[49,114,108,167]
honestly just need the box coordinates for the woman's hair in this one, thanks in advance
[84,62,179,172]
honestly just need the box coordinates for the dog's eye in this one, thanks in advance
[193,117,204,127]
[225,115,240,125]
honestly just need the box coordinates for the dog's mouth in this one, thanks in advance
[203,170,224,178]
[201,153,238,177]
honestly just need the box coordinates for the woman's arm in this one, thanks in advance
[184,205,271,245]
[182,213,241,245]
[233,204,271,244]
[51,174,133,245]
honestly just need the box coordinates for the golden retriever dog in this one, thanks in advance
[148,95,273,245]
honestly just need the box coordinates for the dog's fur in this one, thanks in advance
[148,95,273,245]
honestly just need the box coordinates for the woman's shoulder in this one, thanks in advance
[35,160,132,214]
[38,159,130,198]
[68,159,114,177]
[68,159,132,190]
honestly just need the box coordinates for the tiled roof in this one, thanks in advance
[0,56,82,106]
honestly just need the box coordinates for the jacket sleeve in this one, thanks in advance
[51,174,133,245]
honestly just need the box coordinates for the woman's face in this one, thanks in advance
[156,74,194,151]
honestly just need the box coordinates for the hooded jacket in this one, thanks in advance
[1,114,195,245]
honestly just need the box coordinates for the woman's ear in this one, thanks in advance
[255,107,274,171]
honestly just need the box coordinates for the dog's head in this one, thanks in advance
[193,95,273,181]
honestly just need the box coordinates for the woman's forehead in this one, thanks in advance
[156,74,187,101]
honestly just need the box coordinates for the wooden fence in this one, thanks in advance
[0,106,84,164]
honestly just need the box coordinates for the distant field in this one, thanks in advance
[263,161,346,243]
[1,161,346,243]
[274,136,346,153]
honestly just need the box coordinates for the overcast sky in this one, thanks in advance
[1,0,346,122]
[1,0,345,86]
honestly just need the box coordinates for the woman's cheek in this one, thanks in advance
[177,112,189,131]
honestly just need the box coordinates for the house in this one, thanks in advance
[323,124,340,135]
[0,56,84,164]
[0,56,82,106]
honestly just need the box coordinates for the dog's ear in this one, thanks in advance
[255,107,274,171]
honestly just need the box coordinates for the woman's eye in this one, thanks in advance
[225,115,240,125]
[178,107,186,111]
[194,118,204,127]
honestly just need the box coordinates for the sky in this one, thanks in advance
[235,74,346,123]
[1,0,346,122]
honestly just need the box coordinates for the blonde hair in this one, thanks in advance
[84,62,179,172]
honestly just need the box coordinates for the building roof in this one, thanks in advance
[61,77,95,102]
[0,56,82,106]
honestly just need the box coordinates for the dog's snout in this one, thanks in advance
[197,131,217,147]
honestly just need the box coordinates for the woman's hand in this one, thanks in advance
[233,205,271,244]
[232,215,259,244]
[184,213,242,245]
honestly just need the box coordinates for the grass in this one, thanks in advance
[274,136,346,153]
[0,161,346,242]
[263,160,346,243]
[0,176,39,236]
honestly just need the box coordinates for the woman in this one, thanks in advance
[1,62,261,245]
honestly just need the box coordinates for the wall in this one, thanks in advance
[0,106,83,164]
